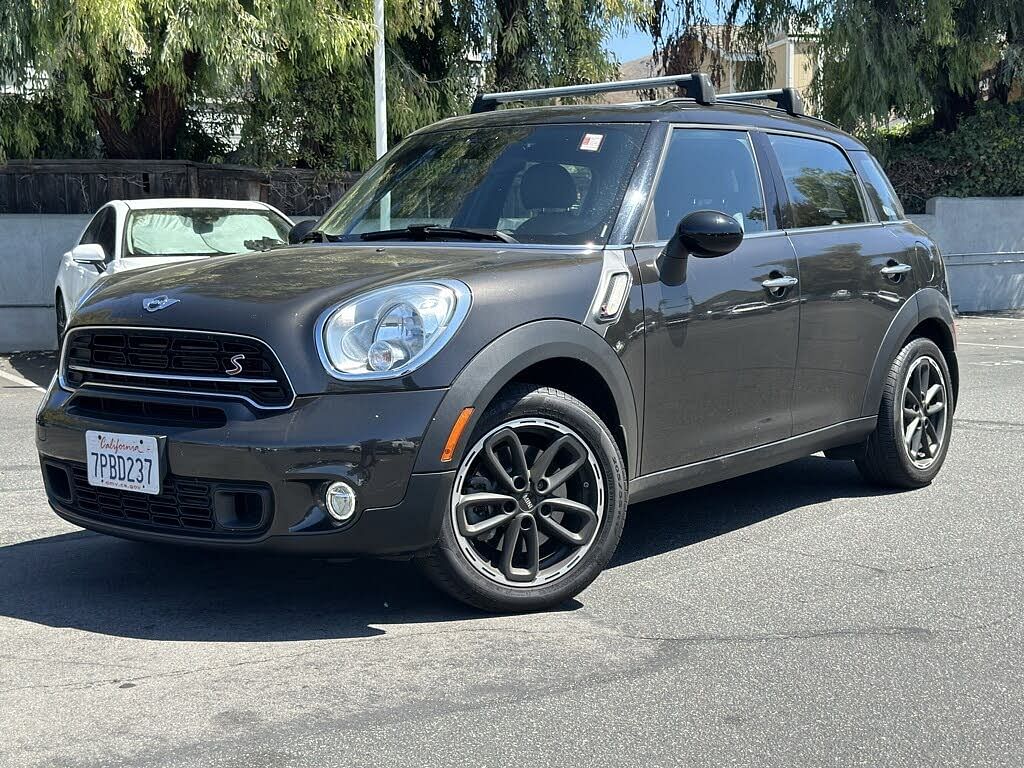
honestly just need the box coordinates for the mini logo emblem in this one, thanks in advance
[225,354,245,376]
[143,295,180,313]
[520,492,536,510]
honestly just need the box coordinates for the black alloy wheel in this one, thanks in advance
[857,337,954,488]
[420,385,627,612]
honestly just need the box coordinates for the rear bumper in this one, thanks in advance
[35,382,455,556]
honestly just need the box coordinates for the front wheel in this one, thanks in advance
[856,337,953,488]
[418,385,628,612]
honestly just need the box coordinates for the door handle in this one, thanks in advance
[762,275,799,289]
[881,263,913,275]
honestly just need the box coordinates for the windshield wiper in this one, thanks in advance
[359,225,518,244]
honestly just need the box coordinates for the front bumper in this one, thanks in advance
[36,382,455,556]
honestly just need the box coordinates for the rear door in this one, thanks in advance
[766,134,919,435]
[634,127,800,474]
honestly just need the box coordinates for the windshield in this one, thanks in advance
[125,208,292,257]
[317,123,649,246]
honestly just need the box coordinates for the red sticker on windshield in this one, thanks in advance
[579,133,604,152]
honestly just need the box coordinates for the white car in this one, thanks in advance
[55,198,294,343]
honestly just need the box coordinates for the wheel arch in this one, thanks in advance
[861,288,958,418]
[414,320,639,477]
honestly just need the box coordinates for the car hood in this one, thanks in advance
[72,243,606,394]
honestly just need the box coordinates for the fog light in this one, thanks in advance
[325,481,357,521]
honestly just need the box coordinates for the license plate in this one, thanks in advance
[85,431,160,495]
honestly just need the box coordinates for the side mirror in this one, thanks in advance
[658,210,744,286]
[288,219,319,244]
[676,210,744,258]
[71,243,107,265]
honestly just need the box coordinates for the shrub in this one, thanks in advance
[862,103,1024,214]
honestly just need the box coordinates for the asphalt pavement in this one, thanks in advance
[1,315,1022,767]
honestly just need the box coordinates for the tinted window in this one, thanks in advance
[851,151,905,221]
[96,208,116,260]
[644,129,767,241]
[769,135,866,228]
[79,208,106,247]
[318,123,648,246]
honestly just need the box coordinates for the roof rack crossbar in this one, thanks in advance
[471,73,717,113]
[717,87,804,116]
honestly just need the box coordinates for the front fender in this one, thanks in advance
[413,319,639,476]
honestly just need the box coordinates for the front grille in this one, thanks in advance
[62,327,294,409]
[43,459,272,538]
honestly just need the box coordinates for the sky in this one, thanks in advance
[608,27,653,63]
[610,0,726,64]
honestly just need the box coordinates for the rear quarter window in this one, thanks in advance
[851,152,905,222]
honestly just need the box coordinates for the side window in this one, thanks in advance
[79,209,104,246]
[851,152,905,222]
[96,208,116,261]
[768,135,866,228]
[644,129,767,241]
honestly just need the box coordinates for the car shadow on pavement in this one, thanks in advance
[5,351,57,387]
[610,454,888,569]
[0,531,483,641]
[0,456,887,641]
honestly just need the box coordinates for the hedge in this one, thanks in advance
[863,102,1024,214]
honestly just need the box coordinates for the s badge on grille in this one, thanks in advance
[143,295,180,313]
[225,354,245,376]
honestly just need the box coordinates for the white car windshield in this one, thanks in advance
[125,208,291,257]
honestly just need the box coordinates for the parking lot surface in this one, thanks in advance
[1,316,1022,767]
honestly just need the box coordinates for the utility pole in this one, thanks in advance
[373,0,387,159]
[373,0,390,227]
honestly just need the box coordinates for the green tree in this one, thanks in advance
[0,0,377,160]
[235,0,647,170]
[1,0,643,167]
[813,0,1024,131]
[640,1,1023,132]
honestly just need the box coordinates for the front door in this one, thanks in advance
[635,128,800,475]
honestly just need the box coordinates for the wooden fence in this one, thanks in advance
[0,160,361,217]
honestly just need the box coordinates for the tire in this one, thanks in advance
[418,384,628,612]
[856,337,953,488]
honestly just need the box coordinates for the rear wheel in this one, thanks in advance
[856,337,953,488]
[419,385,627,612]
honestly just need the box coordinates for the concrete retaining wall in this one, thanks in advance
[909,197,1024,314]
[0,214,90,353]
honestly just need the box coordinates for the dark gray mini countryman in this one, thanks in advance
[37,74,957,612]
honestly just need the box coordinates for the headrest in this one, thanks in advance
[520,163,577,210]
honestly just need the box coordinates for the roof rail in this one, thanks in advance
[471,73,717,113]
[717,87,804,116]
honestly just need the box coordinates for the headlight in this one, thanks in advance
[316,280,471,379]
